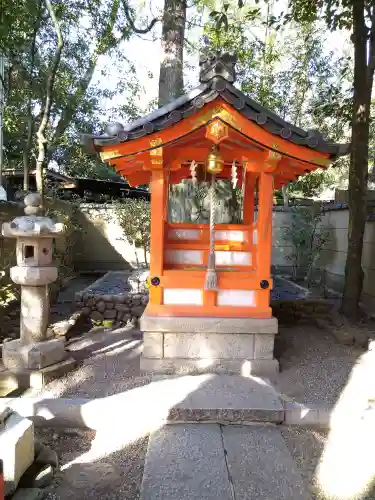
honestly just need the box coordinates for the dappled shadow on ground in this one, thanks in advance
[36,426,148,500]
[27,319,375,500]
[277,325,375,499]
[312,343,375,500]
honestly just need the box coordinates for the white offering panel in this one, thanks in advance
[215,230,246,242]
[217,290,256,307]
[215,251,252,266]
[164,288,203,305]
[168,229,200,240]
[165,249,203,265]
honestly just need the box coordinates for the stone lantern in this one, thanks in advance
[2,193,66,371]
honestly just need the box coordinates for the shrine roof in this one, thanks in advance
[81,53,350,160]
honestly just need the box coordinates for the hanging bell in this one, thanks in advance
[206,144,224,175]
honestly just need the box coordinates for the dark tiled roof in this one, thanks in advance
[81,54,350,160]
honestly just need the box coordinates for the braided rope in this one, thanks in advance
[205,174,217,290]
[209,174,216,257]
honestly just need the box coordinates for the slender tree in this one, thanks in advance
[159,0,187,106]
[35,0,64,206]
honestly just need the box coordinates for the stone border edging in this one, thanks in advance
[0,396,334,430]
[282,401,333,428]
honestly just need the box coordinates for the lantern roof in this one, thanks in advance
[82,52,350,160]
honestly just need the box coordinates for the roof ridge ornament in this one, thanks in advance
[199,51,237,84]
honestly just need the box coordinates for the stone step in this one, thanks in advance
[154,374,284,424]
[140,424,310,500]
[222,425,310,499]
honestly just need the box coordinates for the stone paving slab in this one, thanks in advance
[222,425,311,499]
[140,423,311,500]
[155,374,284,423]
[140,424,233,500]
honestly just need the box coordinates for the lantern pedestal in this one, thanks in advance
[0,193,76,387]
[140,314,279,376]
[2,338,66,371]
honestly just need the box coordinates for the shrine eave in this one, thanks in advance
[81,76,350,160]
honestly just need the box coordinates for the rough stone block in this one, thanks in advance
[141,315,278,334]
[0,412,34,496]
[131,306,145,318]
[164,333,254,360]
[143,332,163,359]
[254,334,274,360]
[104,309,117,319]
[115,304,129,312]
[2,339,66,371]
[29,357,78,389]
[90,311,103,322]
[96,301,106,313]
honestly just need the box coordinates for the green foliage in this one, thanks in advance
[0,272,18,307]
[284,205,328,284]
[1,0,143,180]
[200,2,353,198]
[114,198,150,266]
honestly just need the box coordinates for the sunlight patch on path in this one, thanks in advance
[316,348,375,499]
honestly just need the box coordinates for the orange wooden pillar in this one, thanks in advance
[149,169,167,305]
[243,174,256,225]
[257,172,274,311]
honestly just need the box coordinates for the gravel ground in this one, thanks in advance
[281,427,328,499]
[37,322,367,404]
[31,321,374,500]
[273,324,365,404]
[38,326,148,398]
[35,427,148,500]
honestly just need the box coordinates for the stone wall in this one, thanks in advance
[75,271,149,326]
[73,204,148,272]
[319,208,375,310]
[272,206,375,310]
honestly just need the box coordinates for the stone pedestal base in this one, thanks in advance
[140,315,279,376]
[2,338,66,371]
[0,411,34,496]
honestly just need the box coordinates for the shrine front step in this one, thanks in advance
[140,424,310,500]
[140,315,279,376]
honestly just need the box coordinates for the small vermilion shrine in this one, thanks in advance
[82,53,349,375]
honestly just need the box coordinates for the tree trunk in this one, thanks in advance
[158,0,186,107]
[341,1,373,317]
[36,0,64,210]
[23,4,40,192]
